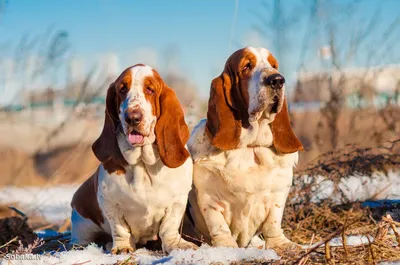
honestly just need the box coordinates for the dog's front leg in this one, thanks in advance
[197,195,238,248]
[262,171,299,252]
[103,200,135,254]
[159,200,198,253]
[261,190,292,249]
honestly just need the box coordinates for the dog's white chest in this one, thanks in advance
[97,157,192,242]
[192,146,297,246]
[200,147,295,193]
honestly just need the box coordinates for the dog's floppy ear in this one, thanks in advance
[271,97,304,154]
[92,82,121,162]
[155,85,190,168]
[205,73,242,151]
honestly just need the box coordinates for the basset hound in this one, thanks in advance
[186,47,304,251]
[70,64,197,254]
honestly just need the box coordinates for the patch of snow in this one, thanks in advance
[143,245,279,265]
[329,235,373,247]
[339,171,400,202]
[299,170,400,204]
[0,244,280,265]
[306,235,374,249]
[0,244,129,265]
[0,185,78,223]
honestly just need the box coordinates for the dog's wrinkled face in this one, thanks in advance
[115,64,160,146]
[244,47,285,123]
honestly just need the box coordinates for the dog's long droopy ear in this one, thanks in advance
[92,82,120,162]
[205,73,242,150]
[271,97,304,154]
[155,85,190,168]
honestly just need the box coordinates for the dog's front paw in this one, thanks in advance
[265,236,301,254]
[111,246,135,255]
[212,237,239,248]
[164,239,198,253]
[177,240,199,250]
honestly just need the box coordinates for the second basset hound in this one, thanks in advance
[70,64,197,254]
[186,47,304,251]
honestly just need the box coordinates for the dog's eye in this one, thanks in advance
[120,84,128,94]
[146,87,155,95]
[243,62,252,71]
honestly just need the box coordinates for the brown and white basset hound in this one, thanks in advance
[70,64,197,254]
[185,47,304,251]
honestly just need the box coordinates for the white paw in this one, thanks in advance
[164,239,199,253]
[111,245,135,255]
[265,236,301,252]
[212,237,239,248]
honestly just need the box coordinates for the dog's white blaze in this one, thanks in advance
[246,47,279,121]
[119,65,156,136]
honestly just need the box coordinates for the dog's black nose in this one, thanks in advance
[125,110,143,125]
[264,74,285,89]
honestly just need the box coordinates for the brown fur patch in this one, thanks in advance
[154,80,190,168]
[205,75,242,150]
[206,48,257,150]
[143,72,162,117]
[117,72,132,94]
[267,53,279,69]
[71,168,104,226]
[271,98,304,154]
[91,82,128,174]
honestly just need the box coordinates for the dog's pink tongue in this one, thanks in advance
[128,132,144,144]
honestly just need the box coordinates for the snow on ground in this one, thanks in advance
[0,236,395,265]
[299,170,400,204]
[250,234,376,250]
[0,185,79,223]
[0,244,280,265]
[306,235,374,248]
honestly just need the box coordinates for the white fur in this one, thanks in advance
[71,209,109,246]
[187,47,298,249]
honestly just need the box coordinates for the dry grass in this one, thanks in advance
[269,138,400,264]
[295,139,400,183]
[278,204,400,264]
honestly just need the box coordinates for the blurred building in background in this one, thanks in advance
[293,64,400,109]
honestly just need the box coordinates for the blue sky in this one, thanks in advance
[0,0,399,104]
